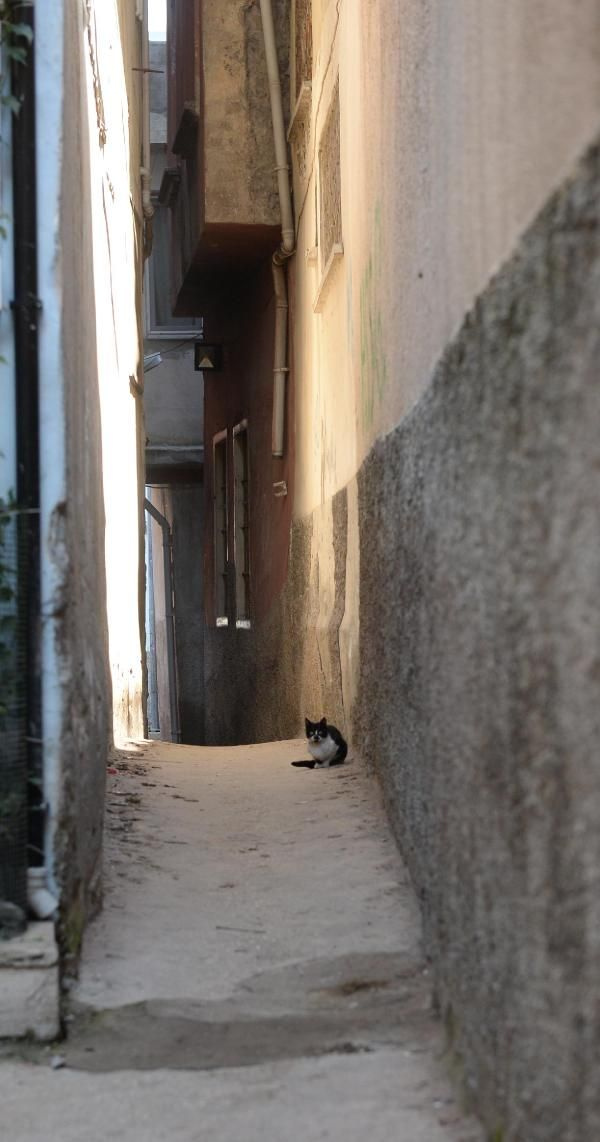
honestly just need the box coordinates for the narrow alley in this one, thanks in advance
[1,2,598,1138]
[2,740,481,1141]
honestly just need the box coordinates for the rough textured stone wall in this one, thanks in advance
[202,0,289,226]
[356,141,600,1141]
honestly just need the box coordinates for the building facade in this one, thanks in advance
[165,2,600,1137]
[143,38,205,745]
[0,0,148,1032]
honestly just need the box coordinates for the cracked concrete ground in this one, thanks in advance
[1,739,483,1140]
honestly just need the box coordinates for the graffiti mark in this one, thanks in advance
[359,203,387,429]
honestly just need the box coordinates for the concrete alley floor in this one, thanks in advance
[1,739,482,1141]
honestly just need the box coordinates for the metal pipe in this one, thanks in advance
[141,0,154,256]
[271,260,288,457]
[144,498,181,743]
[259,0,296,457]
[259,0,294,253]
[35,0,67,902]
[11,1,43,891]
[144,520,160,735]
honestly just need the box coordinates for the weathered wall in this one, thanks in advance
[144,342,203,448]
[87,0,146,744]
[38,0,145,946]
[354,143,600,1141]
[204,497,348,746]
[202,0,289,228]
[203,264,296,742]
[205,139,600,1139]
[52,0,113,942]
[292,0,600,520]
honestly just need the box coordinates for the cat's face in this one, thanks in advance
[305,717,328,742]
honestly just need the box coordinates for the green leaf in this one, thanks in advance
[9,23,34,45]
[6,45,28,65]
[2,93,21,115]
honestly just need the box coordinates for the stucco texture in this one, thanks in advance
[202,0,289,227]
[55,0,112,943]
[356,141,600,1141]
[53,0,145,949]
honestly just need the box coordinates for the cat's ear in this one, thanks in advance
[305,717,311,735]
[319,717,327,729]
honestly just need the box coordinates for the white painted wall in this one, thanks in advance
[36,0,146,891]
[82,0,145,742]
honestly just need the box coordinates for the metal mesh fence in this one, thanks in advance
[0,506,29,911]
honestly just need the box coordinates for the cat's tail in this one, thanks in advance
[291,759,317,769]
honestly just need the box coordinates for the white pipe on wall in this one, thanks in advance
[259,0,295,457]
[36,0,67,900]
[259,0,294,253]
[271,259,288,457]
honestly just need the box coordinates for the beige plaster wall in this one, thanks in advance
[292,0,600,519]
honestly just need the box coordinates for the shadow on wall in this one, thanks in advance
[146,483,205,746]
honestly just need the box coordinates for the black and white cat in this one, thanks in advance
[291,717,348,769]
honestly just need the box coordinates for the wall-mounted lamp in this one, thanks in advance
[194,342,223,372]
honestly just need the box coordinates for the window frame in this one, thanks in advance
[232,420,251,628]
[212,429,229,627]
[143,199,203,340]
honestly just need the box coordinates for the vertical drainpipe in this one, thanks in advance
[259,0,295,458]
[10,3,44,877]
[35,0,67,901]
[141,0,154,254]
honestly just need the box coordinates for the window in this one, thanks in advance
[144,203,202,339]
[213,432,228,625]
[233,423,250,626]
